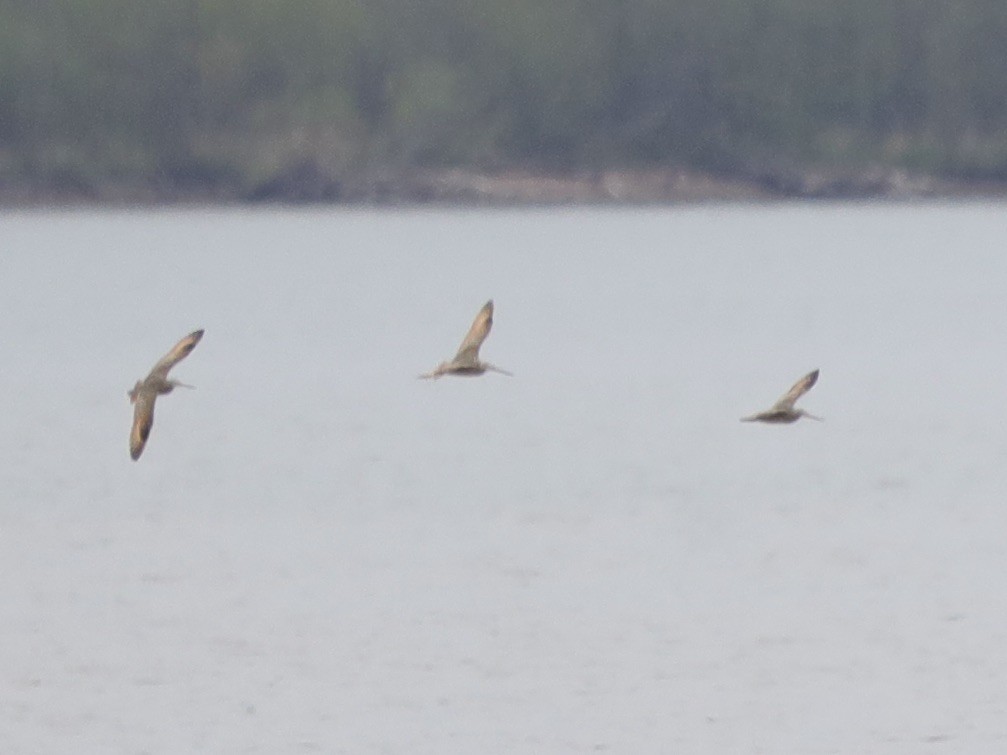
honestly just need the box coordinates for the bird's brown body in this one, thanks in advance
[128,376,178,401]
[128,329,203,460]
[420,300,512,379]
[441,365,489,377]
[743,409,805,424]
[741,369,822,424]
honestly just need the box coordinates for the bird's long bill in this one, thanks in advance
[174,381,196,389]
[804,412,824,421]
[486,364,513,377]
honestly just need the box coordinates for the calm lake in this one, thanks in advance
[1,202,1006,752]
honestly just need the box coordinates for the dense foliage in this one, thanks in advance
[2,0,1006,196]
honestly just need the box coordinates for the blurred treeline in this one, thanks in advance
[2,0,1007,197]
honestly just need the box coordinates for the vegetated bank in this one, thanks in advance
[3,1,1007,204]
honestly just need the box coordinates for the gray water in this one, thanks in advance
[1,203,1006,752]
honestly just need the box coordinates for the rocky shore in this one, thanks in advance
[2,162,1005,207]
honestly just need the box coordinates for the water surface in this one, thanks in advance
[1,203,1005,752]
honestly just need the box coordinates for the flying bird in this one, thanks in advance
[128,329,204,460]
[419,300,512,379]
[741,368,822,423]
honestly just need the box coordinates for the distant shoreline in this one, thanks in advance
[3,165,1006,207]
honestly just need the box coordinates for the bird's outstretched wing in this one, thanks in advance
[130,391,156,460]
[147,329,204,381]
[772,369,819,410]
[452,301,493,364]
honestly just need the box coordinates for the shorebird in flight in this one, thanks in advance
[741,368,822,423]
[419,300,512,379]
[128,329,204,460]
